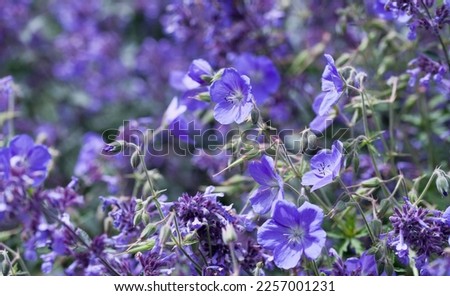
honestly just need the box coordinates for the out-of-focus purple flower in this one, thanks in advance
[258,200,326,269]
[75,133,120,191]
[248,155,284,214]
[232,53,280,104]
[309,93,337,133]
[43,177,84,212]
[367,0,410,22]
[187,59,213,85]
[0,76,13,111]
[327,249,378,276]
[435,4,450,30]
[301,141,344,191]
[161,97,187,127]
[319,54,344,116]
[0,135,51,187]
[210,68,254,125]
[423,256,450,275]
[407,55,447,88]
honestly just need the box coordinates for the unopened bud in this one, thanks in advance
[221,223,237,244]
[436,173,449,197]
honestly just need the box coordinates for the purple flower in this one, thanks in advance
[309,93,337,132]
[0,135,51,187]
[327,249,378,276]
[232,53,280,104]
[301,141,344,191]
[319,54,345,116]
[248,155,284,214]
[407,55,447,88]
[161,97,187,127]
[423,256,450,276]
[387,197,450,260]
[258,200,326,269]
[210,68,254,125]
[187,59,213,85]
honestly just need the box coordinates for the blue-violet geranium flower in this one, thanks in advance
[258,200,326,269]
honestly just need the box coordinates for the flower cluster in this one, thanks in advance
[387,197,450,267]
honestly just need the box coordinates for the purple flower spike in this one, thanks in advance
[301,140,343,191]
[187,59,213,85]
[210,68,254,125]
[248,155,284,214]
[233,53,280,104]
[258,200,326,269]
[319,54,345,116]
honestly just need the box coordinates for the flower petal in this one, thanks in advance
[301,170,323,187]
[303,229,326,260]
[257,219,289,250]
[272,199,299,228]
[311,174,333,191]
[273,242,302,269]
[10,135,34,157]
[234,99,253,124]
[27,145,51,171]
[248,155,279,186]
[297,201,324,230]
[213,101,239,125]
[249,186,279,214]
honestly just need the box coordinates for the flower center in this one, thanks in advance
[289,226,305,244]
[226,90,244,104]
[317,162,332,176]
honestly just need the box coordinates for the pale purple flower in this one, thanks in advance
[309,93,337,132]
[187,59,213,85]
[248,155,284,214]
[319,54,345,116]
[232,53,280,104]
[258,200,326,269]
[301,141,344,191]
[210,68,254,125]
[0,135,51,187]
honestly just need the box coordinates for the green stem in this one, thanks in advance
[413,171,437,206]
[173,214,203,274]
[419,0,450,70]
[311,260,320,276]
[0,243,29,275]
[337,178,377,243]
[228,242,240,276]
[418,96,435,169]
[7,85,15,141]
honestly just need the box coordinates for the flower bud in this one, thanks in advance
[436,173,449,197]
[221,223,237,244]
[130,151,141,169]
